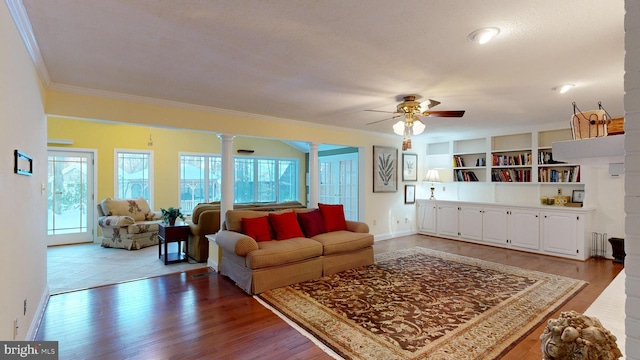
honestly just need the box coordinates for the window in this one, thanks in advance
[235,157,298,204]
[179,154,221,213]
[180,154,299,213]
[115,150,153,207]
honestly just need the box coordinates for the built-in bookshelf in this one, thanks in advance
[452,138,486,182]
[490,133,532,182]
[537,129,581,183]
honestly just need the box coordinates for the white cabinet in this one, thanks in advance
[418,200,592,260]
[483,207,508,245]
[416,200,437,234]
[507,209,540,250]
[437,203,459,237]
[459,206,483,241]
[542,210,584,258]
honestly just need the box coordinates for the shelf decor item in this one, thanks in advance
[572,190,585,203]
[160,207,185,226]
[402,153,418,181]
[373,145,398,193]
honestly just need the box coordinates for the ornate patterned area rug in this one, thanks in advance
[257,247,587,360]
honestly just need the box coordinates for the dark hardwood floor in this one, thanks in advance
[36,235,623,360]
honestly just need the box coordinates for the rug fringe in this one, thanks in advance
[253,295,344,360]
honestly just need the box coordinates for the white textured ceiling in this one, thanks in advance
[17,0,625,139]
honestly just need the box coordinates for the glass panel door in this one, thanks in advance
[47,150,95,246]
[319,153,358,220]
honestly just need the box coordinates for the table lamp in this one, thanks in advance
[424,169,441,200]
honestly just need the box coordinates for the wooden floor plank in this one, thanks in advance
[36,235,623,359]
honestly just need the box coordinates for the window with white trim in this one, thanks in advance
[179,154,221,214]
[115,150,153,207]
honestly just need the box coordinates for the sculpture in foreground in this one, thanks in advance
[540,310,622,360]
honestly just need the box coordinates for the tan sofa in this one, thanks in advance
[215,207,374,294]
[187,201,306,262]
[97,198,163,250]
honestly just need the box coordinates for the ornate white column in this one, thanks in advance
[309,142,319,208]
[218,133,235,230]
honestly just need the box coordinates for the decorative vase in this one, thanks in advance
[169,218,176,226]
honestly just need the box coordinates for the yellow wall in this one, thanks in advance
[48,117,308,209]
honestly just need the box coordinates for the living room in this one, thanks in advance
[2,0,638,359]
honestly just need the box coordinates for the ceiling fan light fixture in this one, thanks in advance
[468,27,500,44]
[553,84,575,94]
[412,119,426,135]
[392,120,405,135]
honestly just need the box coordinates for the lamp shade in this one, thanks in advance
[424,169,441,183]
[412,119,425,135]
[393,120,405,135]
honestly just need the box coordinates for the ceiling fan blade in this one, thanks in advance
[366,114,402,125]
[364,109,397,114]
[424,99,441,109]
[421,110,465,118]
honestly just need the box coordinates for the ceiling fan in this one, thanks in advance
[366,95,465,150]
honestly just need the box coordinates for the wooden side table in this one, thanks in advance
[158,222,190,265]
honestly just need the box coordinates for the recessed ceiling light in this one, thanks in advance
[468,27,500,44]
[553,84,575,94]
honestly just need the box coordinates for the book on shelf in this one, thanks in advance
[538,165,580,182]
[492,153,532,166]
[491,168,531,182]
[455,169,479,182]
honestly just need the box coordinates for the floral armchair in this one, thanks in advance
[97,198,163,250]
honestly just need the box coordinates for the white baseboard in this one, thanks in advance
[373,229,417,242]
[26,286,50,340]
[207,258,219,272]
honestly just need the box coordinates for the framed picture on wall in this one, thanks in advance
[373,145,398,192]
[404,185,416,204]
[402,153,418,181]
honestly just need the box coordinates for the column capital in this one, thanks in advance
[217,133,235,142]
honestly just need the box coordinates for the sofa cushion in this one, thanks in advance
[319,203,347,232]
[126,221,161,235]
[246,238,322,269]
[242,216,272,242]
[297,209,326,238]
[101,198,153,222]
[269,211,304,240]
[312,230,374,255]
[226,209,291,233]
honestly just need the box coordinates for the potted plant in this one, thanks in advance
[160,207,185,226]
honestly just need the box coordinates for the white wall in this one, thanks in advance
[625,1,640,358]
[0,2,48,340]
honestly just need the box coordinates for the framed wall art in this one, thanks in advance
[14,149,33,176]
[572,189,585,203]
[404,185,416,204]
[373,145,397,192]
[402,153,418,181]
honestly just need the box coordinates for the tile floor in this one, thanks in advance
[47,242,208,294]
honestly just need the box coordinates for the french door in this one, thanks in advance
[319,153,358,220]
[47,149,96,246]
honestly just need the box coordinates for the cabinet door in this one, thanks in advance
[437,204,459,237]
[542,211,577,256]
[483,207,508,245]
[459,206,483,240]
[417,200,437,234]
[508,209,540,250]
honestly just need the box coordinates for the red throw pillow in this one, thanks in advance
[297,209,326,238]
[269,211,304,240]
[319,203,347,232]
[241,216,271,242]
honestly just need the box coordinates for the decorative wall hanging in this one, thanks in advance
[402,153,418,181]
[404,185,416,204]
[14,150,33,176]
[373,145,397,193]
[571,102,611,140]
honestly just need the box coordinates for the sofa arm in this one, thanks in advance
[192,210,221,235]
[98,216,135,228]
[346,220,369,233]
[148,210,163,221]
[215,230,259,256]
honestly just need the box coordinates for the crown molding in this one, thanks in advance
[6,0,51,86]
